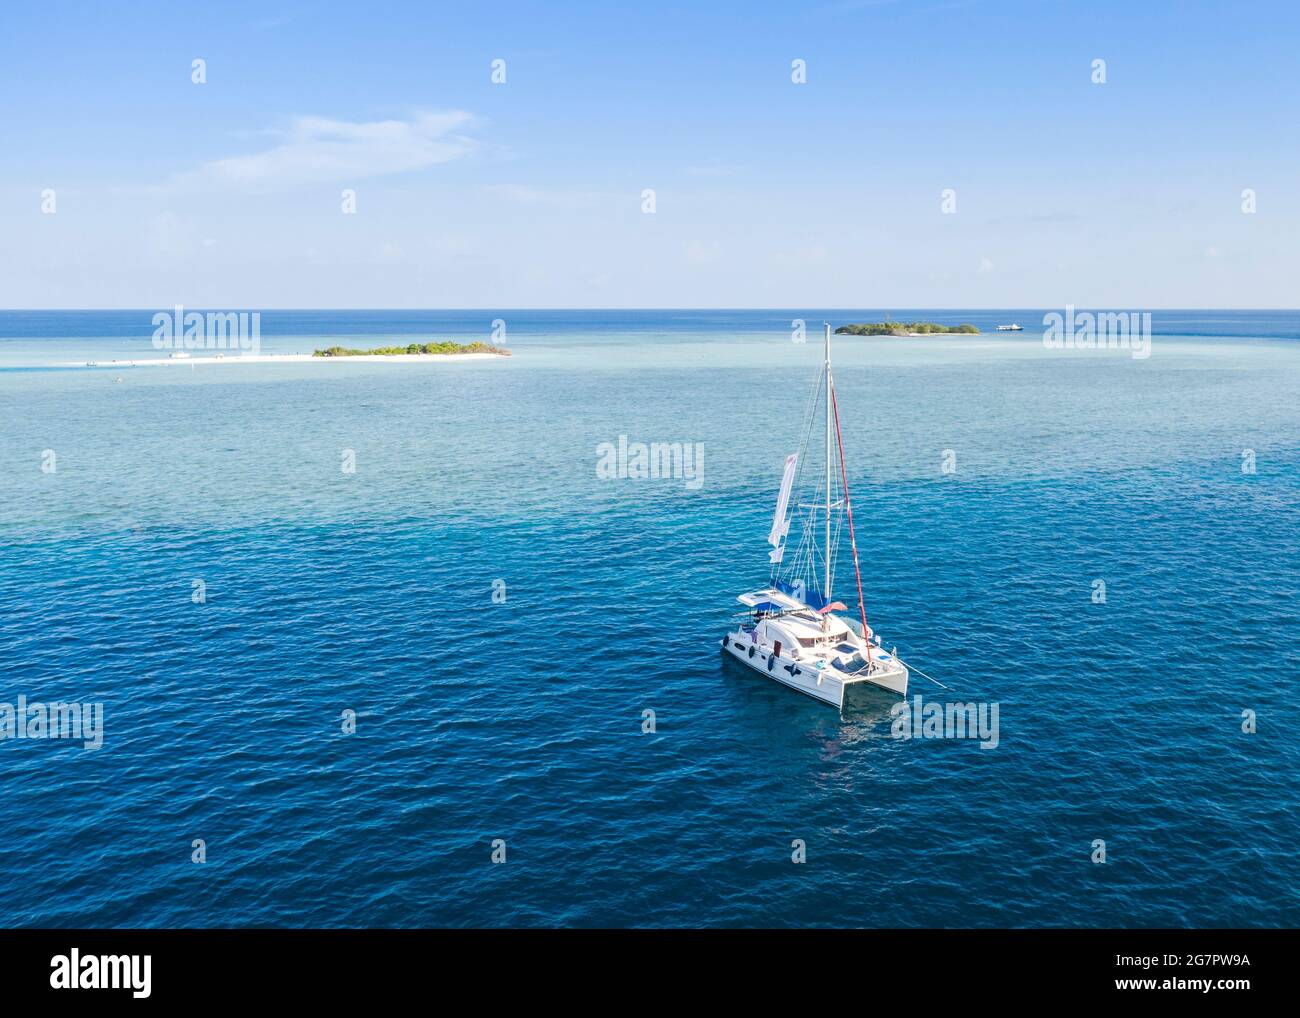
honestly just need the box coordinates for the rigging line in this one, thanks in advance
[890,654,952,691]
[830,381,870,643]
[793,365,822,483]
[785,475,821,588]
[775,365,825,587]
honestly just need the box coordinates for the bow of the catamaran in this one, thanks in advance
[839,652,910,701]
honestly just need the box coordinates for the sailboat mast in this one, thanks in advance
[823,322,832,602]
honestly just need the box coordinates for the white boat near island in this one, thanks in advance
[996,324,1023,331]
[721,323,908,709]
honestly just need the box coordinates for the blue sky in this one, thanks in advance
[2,0,1297,308]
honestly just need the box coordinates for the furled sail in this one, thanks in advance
[767,453,798,562]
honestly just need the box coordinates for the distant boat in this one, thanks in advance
[996,324,1023,331]
[721,323,908,709]
[169,350,192,358]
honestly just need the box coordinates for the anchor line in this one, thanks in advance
[890,654,952,691]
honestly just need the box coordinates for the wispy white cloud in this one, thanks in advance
[774,243,828,267]
[183,111,478,188]
[251,14,292,31]
[481,184,606,208]
[824,0,906,11]
[685,240,723,265]
[685,162,740,177]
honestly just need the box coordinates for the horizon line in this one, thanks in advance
[3,306,1300,314]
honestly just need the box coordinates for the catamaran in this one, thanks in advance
[721,323,908,709]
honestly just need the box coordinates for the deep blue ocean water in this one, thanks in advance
[1,310,1297,928]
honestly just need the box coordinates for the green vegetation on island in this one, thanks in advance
[313,341,511,357]
[835,321,980,337]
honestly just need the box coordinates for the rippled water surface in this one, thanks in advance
[1,310,1297,927]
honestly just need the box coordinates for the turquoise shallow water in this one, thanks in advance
[1,310,1297,927]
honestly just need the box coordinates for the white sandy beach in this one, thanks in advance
[60,353,509,368]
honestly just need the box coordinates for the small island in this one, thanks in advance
[835,321,980,337]
[314,340,510,357]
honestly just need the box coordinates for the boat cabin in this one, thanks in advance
[737,588,863,663]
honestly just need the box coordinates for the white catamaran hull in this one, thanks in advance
[721,632,908,708]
